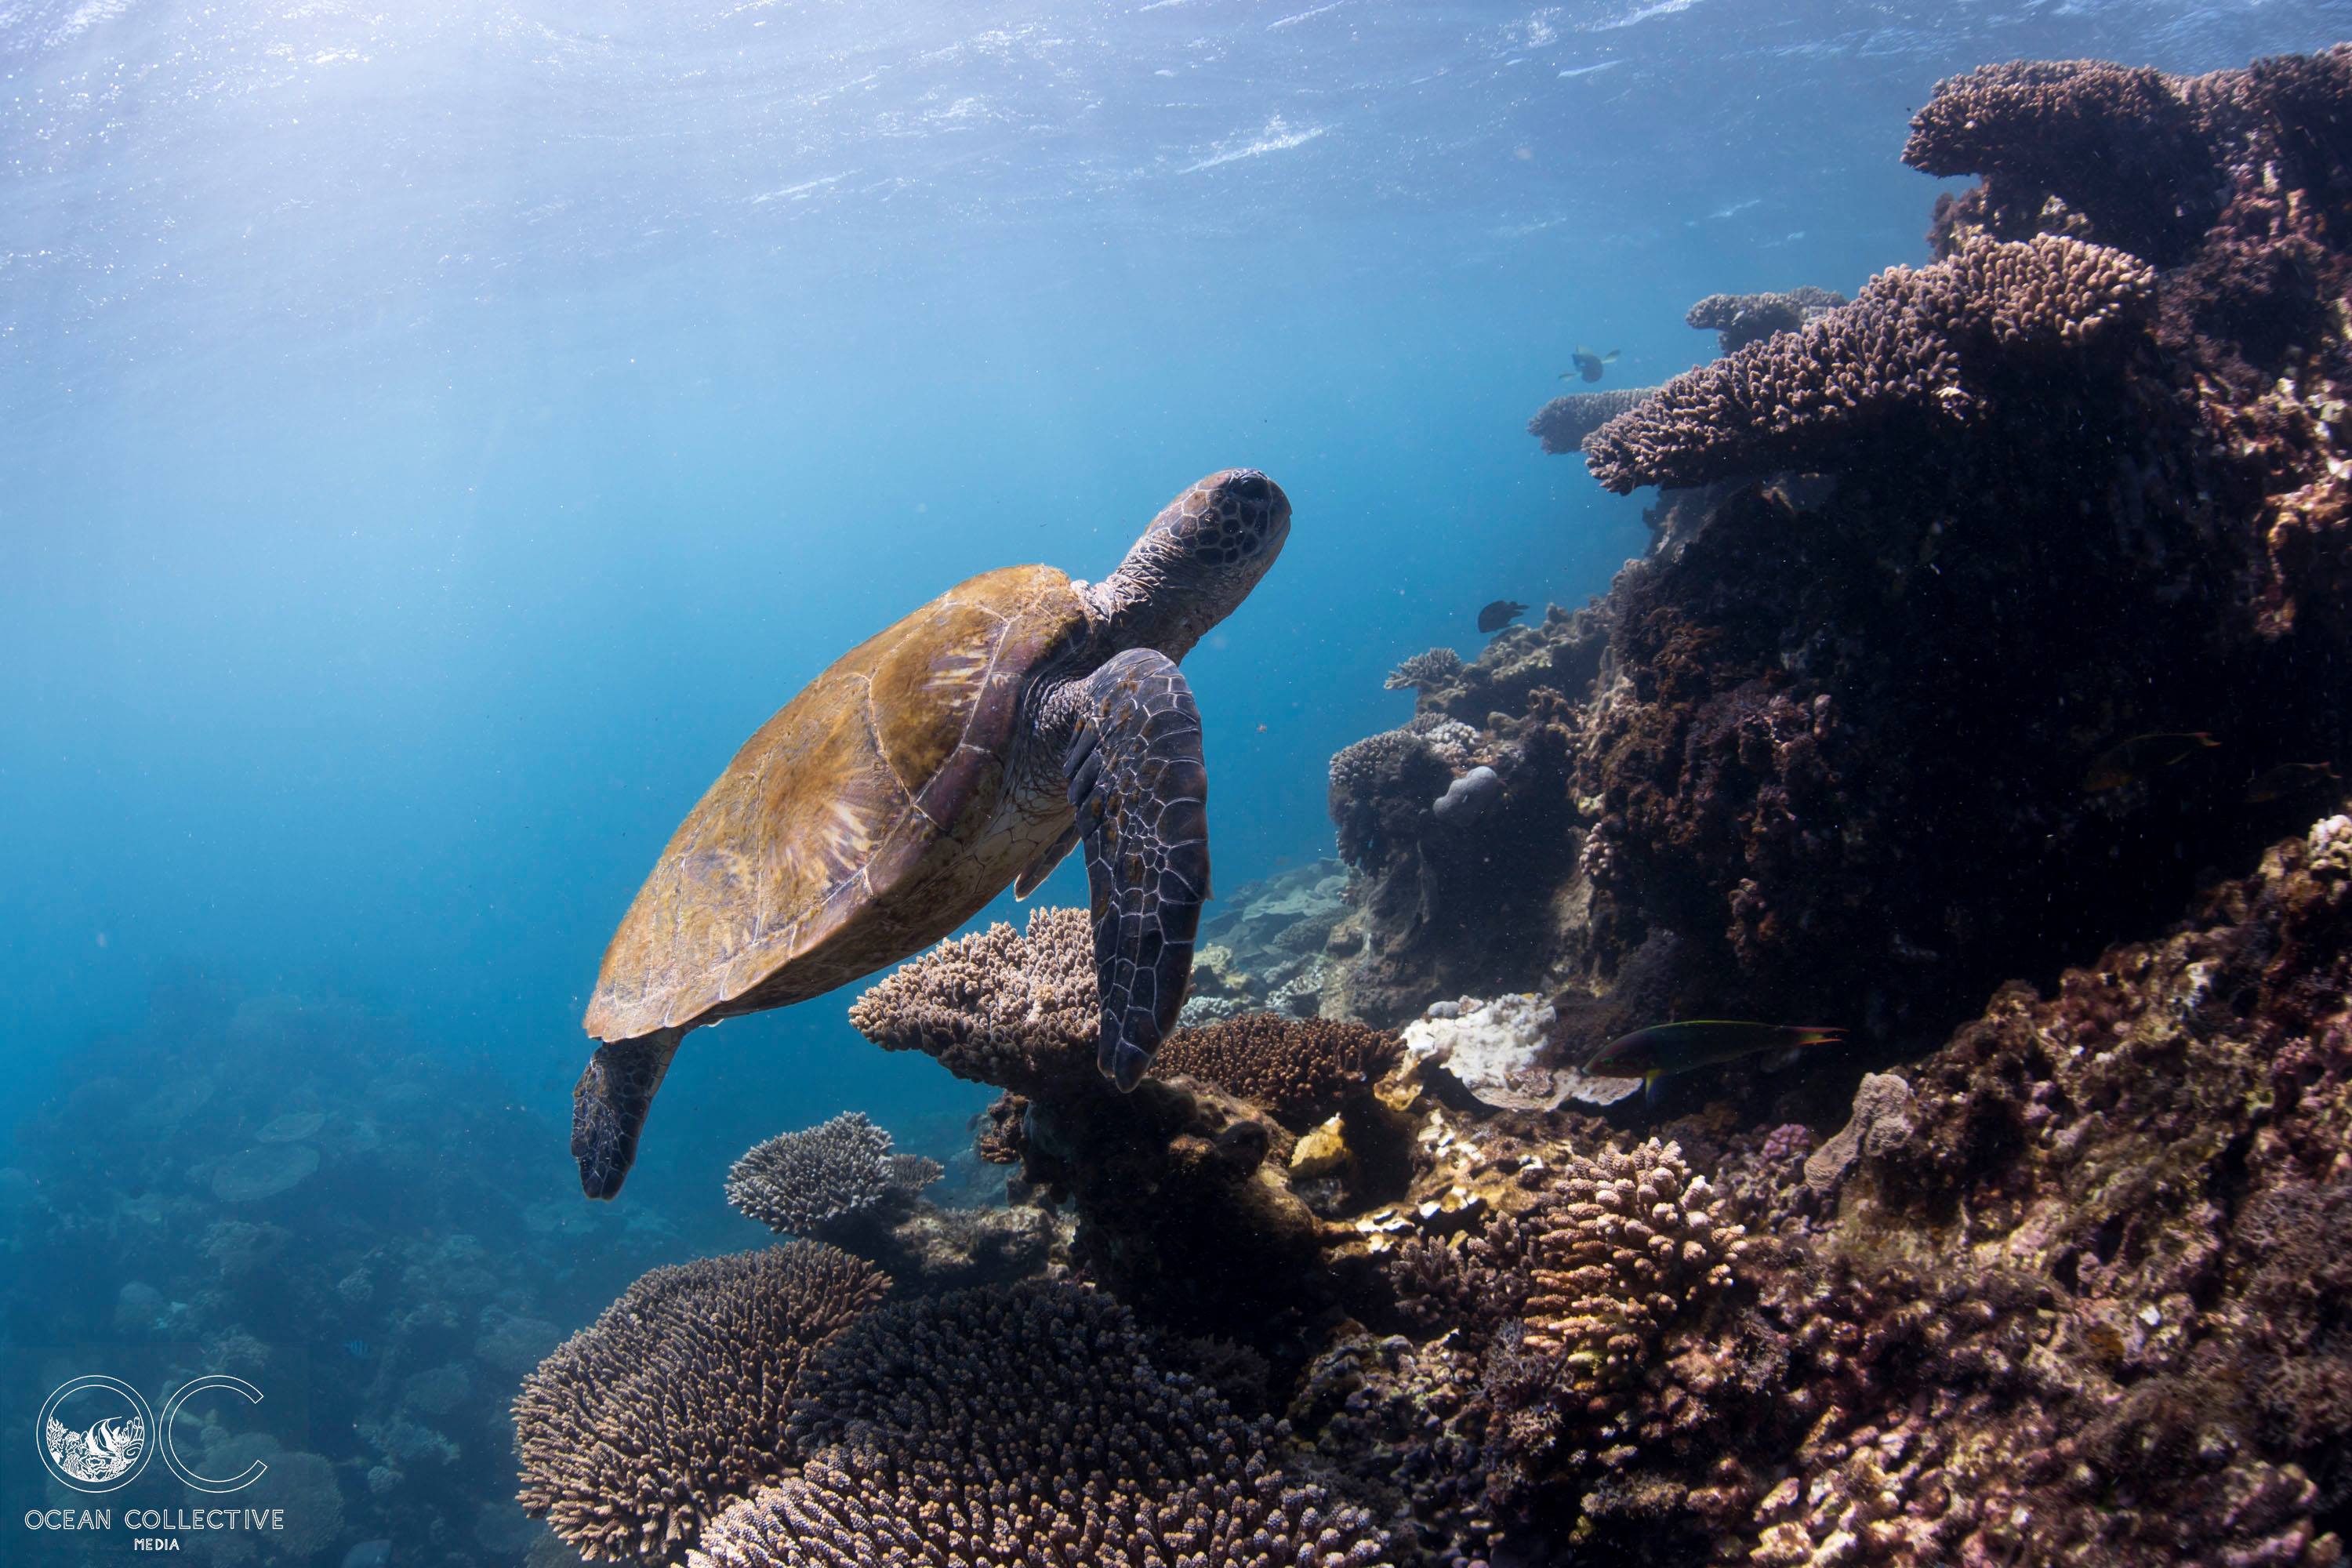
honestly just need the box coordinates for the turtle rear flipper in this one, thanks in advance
[1065,648,1209,1091]
[572,1029,683,1199]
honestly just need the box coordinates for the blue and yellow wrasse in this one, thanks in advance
[1588,1020,1844,1104]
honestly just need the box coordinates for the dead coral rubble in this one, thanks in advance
[513,1243,888,1565]
[690,1283,1396,1568]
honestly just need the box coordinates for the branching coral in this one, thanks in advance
[1585,235,2156,492]
[846,906,1099,1096]
[1529,386,1659,456]
[513,1242,889,1565]
[1384,646,1466,693]
[688,1283,1395,1568]
[1149,1014,1403,1130]
[724,1111,938,1240]
[1685,286,1846,354]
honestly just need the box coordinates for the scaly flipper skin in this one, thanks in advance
[1065,648,1209,1090]
[572,1029,682,1200]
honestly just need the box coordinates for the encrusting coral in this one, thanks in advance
[845,904,1099,1097]
[513,1242,889,1565]
[724,1110,939,1240]
[1150,1014,1402,1131]
[1584,234,2156,492]
[687,1282,1395,1568]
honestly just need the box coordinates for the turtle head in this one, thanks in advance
[1088,469,1290,660]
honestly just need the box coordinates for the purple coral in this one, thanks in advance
[690,1283,1395,1567]
[1584,235,2155,492]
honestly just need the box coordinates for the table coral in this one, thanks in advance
[513,1243,889,1565]
[688,1283,1395,1568]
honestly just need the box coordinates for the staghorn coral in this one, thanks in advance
[513,1242,889,1565]
[1149,1013,1402,1130]
[847,905,1100,1096]
[724,1110,938,1240]
[688,1282,1395,1568]
[1529,385,1660,456]
[1685,285,1846,354]
[1585,234,2156,492]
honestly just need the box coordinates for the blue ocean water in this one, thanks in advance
[2,0,2348,1560]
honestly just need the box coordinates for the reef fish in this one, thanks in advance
[2082,731,2217,793]
[1563,346,1621,382]
[1587,1020,1842,1104]
[343,1339,372,1360]
[2245,760,2339,803]
[1477,599,1528,633]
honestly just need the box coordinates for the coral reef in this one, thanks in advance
[1585,234,2157,492]
[513,1243,889,1564]
[1151,1014,1402,1131]
[846,905,1101,1097]
[1684,285,1846,354]
[1529,386,1659,456]
[724,1111,938,1240]
[691,1283,1395,1568]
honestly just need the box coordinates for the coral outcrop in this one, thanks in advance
[1151,1014,1401,1131]
[846,906,1100,1097]
[724,1111,938,1241]
[1529,386,1659,456]
[689,1283,1395,1568]
[1684,285,1846,354]
[1585,234,2157,492]
[513,1243,889,1564]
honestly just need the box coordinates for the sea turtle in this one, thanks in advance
[571,469,1292,1198]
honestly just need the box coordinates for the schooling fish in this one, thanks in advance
[1563,346,1621,383]
[2245,760,2339,803]
[1478,598,1529,633]
[1588,1020,1843,1105]
[2082,731,2217,793]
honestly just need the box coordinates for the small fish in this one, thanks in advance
[2082,731,2218,793]
[343,1339,372,1361]
[2245,760,2338,802]
[1588,1020,1843,1105]
[1477,599,1529,633]
[1563,346,1621,383]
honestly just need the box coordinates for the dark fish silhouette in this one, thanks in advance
[1588,1020,1842,1105]
[1478,599,1528,633]
[1563,346,1621,383]
[2245,760,2339,803]
[2082,731,2217,793]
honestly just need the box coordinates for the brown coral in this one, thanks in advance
[688,1283,1395,1568]
[846,905,1100,1096]
[1528,385,1658,456]
[1685,285,1845,354]
[723,1111,938,1240]
[1150,1013,1402,1131]
[514,1242,889,1565]
[1585,234,2155,492]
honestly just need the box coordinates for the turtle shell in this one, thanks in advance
[585,564,1090,1043]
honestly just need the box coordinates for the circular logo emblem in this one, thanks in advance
[38,1376,156,1493]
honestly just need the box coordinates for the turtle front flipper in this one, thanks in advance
[1064,648,1209,1091]
[571,1028,684,1199]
